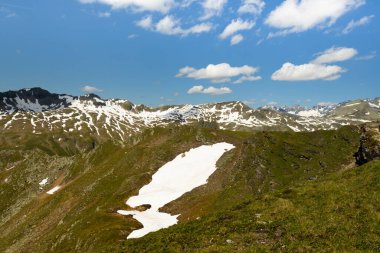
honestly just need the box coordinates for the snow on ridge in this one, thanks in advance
[296,109,323,118]
[369,102,380,109]
[343,102,362,107]
[59,95,74,104]
[2,94,73,113]
[1,94,379,136]
[12,96,49,112]
[118,142,235,239]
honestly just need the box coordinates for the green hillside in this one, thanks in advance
[125,159,380,252]
[1,124,379,252]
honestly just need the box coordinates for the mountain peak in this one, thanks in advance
[0,87,73,113]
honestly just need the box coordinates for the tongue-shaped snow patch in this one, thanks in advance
[118,142,235,239]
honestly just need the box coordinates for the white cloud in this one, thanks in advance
[230,34,244,45]
[136,16,153,29]
[98,11,111,17]
[343,15,374,34]
[180,0,196,8]
[318,102,337,106]
[137,15,213,36]
[200,0,228,20]
[219,19,255,40]
[187,85,232,95]
[0,6,16,18]
[265,0,365,37]
[272,46,358,81]
[187,85,204,94]
[312,47,358,64]
[233,75,262,83]
[272,63,345,81]
[155,15,183,35]
[184,22,213,35]
[81,85,103,92]
[238,0,265,16]
[128,34,138,39]
[176,63,261,83]
[79,0,174,13]
[356,51,376,61]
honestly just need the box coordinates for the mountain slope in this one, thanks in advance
[0,88,379,142]
[124,159,380,252]
[0,124,368,252]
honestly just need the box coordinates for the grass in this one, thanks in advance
[123,160,380,252]
[1,124,377,253]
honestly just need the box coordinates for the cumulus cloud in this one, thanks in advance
[238,0,265,16]
[81,85,103,92]
[155,15,184,35]
[79,0,174,13]
[272,63,345,81]
[272,46,358,81]
[137,15,213,36]
[136,16,153,29]
[200,0,228,20]
[230,34,244,45]
[312,47,358,64]
[343,15,374,34]
[265,0,365,37]
[187,85,232,95]
[219,19,255,40]
[176,63,261,83]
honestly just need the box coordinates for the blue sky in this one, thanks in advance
[0,0,378,107]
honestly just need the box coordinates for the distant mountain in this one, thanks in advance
[268,98,380,120]
[0,87,74,113]
[0,88,379,141]
[267,103,338,117]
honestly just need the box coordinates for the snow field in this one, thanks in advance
[118,142,235,239]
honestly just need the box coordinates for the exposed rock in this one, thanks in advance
[355,123,380,165]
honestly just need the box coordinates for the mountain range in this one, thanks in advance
[1,88,379,142]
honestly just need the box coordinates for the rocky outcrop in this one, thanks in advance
[355,122,380,165]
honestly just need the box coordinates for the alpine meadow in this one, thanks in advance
[0,0,379,252]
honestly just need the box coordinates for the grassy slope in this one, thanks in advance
[123,160,380,253]
[0,125,372,252]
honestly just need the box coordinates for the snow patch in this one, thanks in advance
[296,109,323,118]
[46,185,61,195]
[118,142,235,239]
[39,178,48,186]
[343,102,361,107]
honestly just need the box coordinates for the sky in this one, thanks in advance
[0,0,379,107]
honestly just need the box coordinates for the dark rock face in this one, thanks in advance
[0,87,75,112]
[79,93,106,106]
[355,123,380,165]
